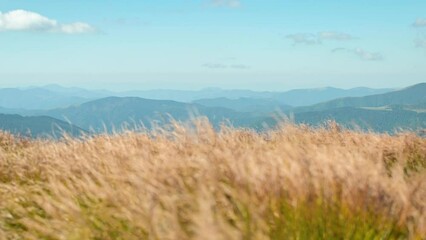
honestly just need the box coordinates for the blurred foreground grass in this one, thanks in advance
[0,120,425,239]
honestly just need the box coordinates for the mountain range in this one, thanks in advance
[0,85,392,110]
[0,83,424,137]
[42,97,253,132]
[119,87,392,106]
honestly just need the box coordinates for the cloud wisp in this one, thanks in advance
[286,33,320,45]
[209,0,241,8]
[318,31,355,41]
[413,18,426,28]
[103,18,149,27]
[415,39,426,48]
[286,31,355,45]
[0,10,95,34]
[203,63,250,69]
[286,31,380,61]
[332,48,383,61]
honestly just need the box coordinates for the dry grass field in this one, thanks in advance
[0,120,425,239]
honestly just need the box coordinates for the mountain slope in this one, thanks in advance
[0,114,86,137]
[193,97,292,113]
[40,84,111,99]
[298,83,426,112]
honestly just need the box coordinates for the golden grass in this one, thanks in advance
[0,120,425,239]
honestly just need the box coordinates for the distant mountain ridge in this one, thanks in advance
[0,83,423,135]
[40,84,110,99]
[119,87,392,106]
[0,88,91,110]
[0,85,393,110]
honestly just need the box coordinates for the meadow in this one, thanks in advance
[0,119,425,239]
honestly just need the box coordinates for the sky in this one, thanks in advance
[0,0,426,91]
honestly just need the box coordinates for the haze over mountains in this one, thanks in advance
[0,85,391,110]
[0,114,84,138]
[193,98,292,113]
[43,97,255,132]
[0,88,90,110]
[0,83,424,137]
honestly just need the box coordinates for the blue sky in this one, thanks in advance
[1,0,425,90]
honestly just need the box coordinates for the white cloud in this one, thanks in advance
[413,18,426,28]
[0,10,95,34]
[332,48,383,61]
[203,63,228,69]
[210,0,241,8]
[60,22,94,34]
[230,64,250,69]
[353,48,383,61]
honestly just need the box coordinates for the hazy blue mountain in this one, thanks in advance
[293,107,426,133]
[193,97,292,113]
[0,85,391,110]
[118,88,265,102]
[297,83,426,112]
[0,114,86,138]
[40,84,111,98]
[0,107,30,115]
[0,88,90,110]
[43,97,265,132]
[0,83,421,135]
